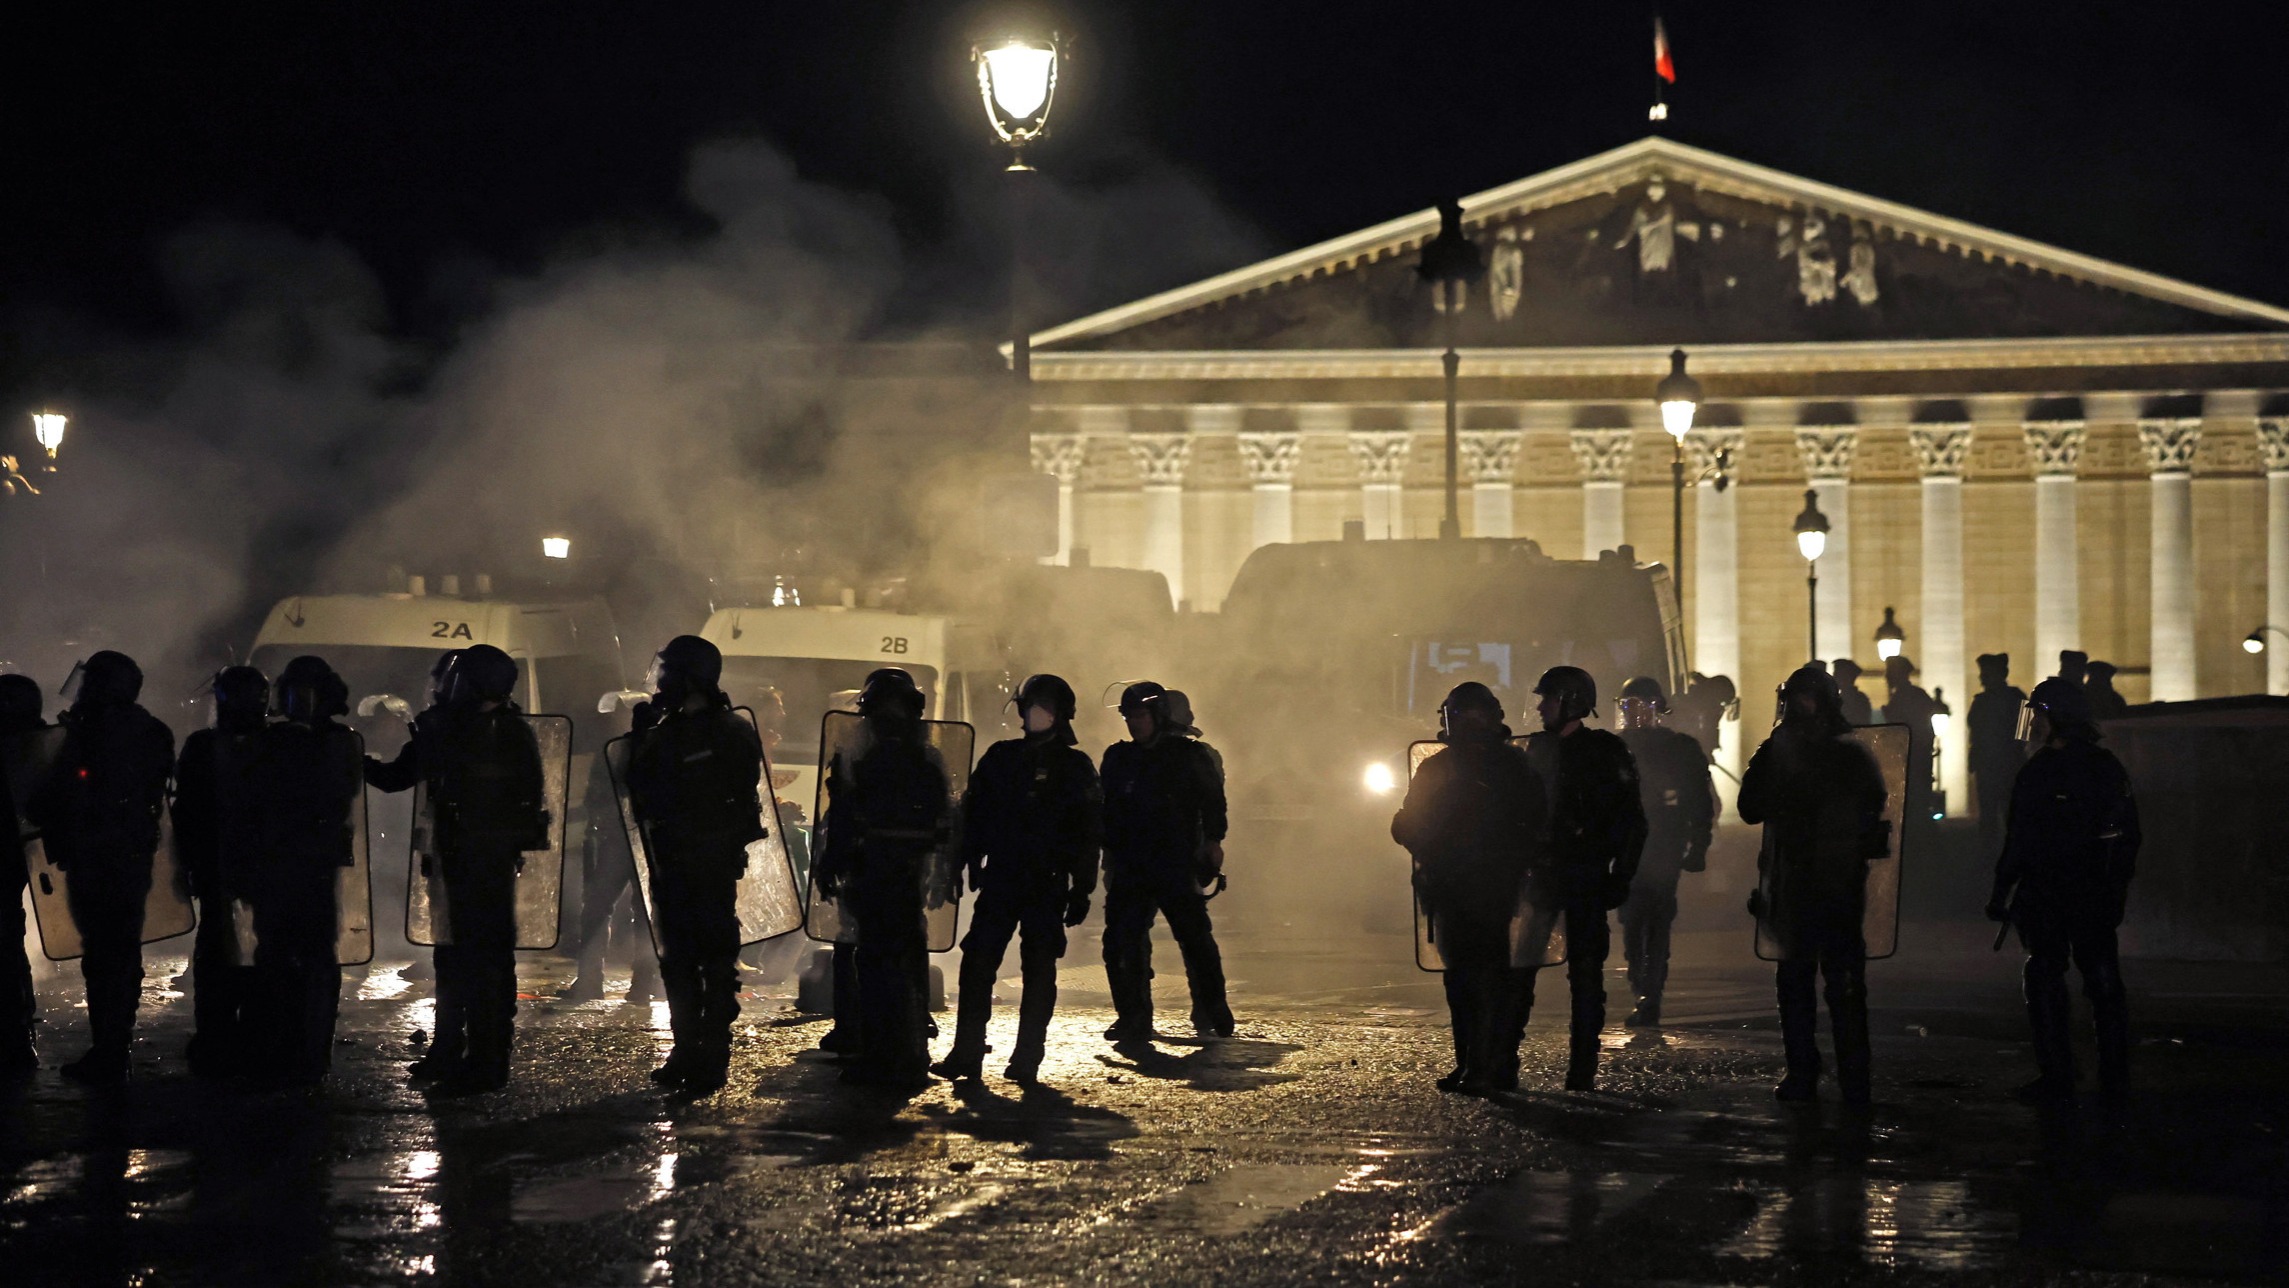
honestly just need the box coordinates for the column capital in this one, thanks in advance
[1029,433,1087,484]
[1568,428,1635,483]
[1908,424,1972,478]
[2137,416,2203,476]
[1348,431,1412,485]
[1459,429,1523,484]
[1127,432,1192,488]
[1238,431,1301,486]
[1794,424,1859,481]
[1684,427,1743,476]
[2022,420,2087,477]
[2260,416,2289,475]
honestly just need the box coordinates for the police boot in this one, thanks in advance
[556,943,607,1003]
[1565,1019,1601,1092]
[1775,965,1822,1102]
[934,952,996,1081]
[2016,980,2078,1106]
[1006,969,1057,1084]
[627,954,661,1007]
[652,960,699,1084]
[1830,989,1873,1108]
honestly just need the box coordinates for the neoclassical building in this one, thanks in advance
[1021,138,2289,806]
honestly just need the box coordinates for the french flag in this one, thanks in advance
[1654,17,1676,84]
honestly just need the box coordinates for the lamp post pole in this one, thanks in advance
[1807,561,1819,662]
[973,36,1061,384]
[1417,199,1483,541]
[1792,488,1831,665]
[1442,286,1460,539]
[1656,349,1701,586]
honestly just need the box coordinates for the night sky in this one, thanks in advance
[4,2,2283,355]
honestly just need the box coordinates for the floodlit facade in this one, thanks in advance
[1021,137,2289,809]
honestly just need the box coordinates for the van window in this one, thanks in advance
[719,657,938,758]
[532,653,629,751]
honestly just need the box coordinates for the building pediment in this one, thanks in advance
[1034,138,2289,355]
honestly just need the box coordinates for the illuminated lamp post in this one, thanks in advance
[2243,625,2288,655]
[1874,606,1905,662]
[1928,689,1952,819]
[6,411,67,497]
[1416,200,1485,540]
[1655,349,1701,581]
[973,34,1061,383]
[1792,489,1831,663]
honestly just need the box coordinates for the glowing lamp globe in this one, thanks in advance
[1874,607,1905,661]
[541,536,572,560]
[1655,349,1701,440]
[975,38,1060,149]
[31,412,66,459]
[1792,489,1830,563]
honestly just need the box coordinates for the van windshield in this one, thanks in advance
[719,657,939,756]
[250,643,455,756]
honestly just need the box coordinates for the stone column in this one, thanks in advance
[1349,430,1412,539]
[1686,427,1744,804]
[2140,417,2203,701]
[1460,430,1523,538]
[1028,431,1087,565]
[1912,424,1971,813]
[1796,426,1858,663]
[1569,429,1634,559]
[1238,429,1300,550]
[2262,418,2289,695]
[1127,431,1191,609]
[2023,420,2086,675]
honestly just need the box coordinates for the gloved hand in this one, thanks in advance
[1745,888,1767,920]
[1064,891,1091,927]
[813,869,841,901]
[1680,842,1709,874]
[1600,874,1632,910]
[1199,841,1225,876]
[1984,898,2011,923]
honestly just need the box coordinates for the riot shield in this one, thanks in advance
[1405,740,1567,973]
[406,714,573,950]
[1753,722,1909,963]
[804,710,973,954]
[223,729,377,967]
[603,707,805,956]
[3,725,197,962]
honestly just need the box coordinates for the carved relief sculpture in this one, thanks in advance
[1841,224,1880,306]
[1908,425,1971,478]
[1127,432,1192,488]
[1029,433,1087,485]
[1458,430,1524,484]
[1348,431,1412,485]
[1779,213,1837,305]
[2137,418,2203,475]
[1489,225,1526,321]
[2022,422,2087,477]
[1569,428,1636,483]
[1238,432,1302,486]
[1794,425,1859,480]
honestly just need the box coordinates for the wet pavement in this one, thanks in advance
[3,923,2286,1285]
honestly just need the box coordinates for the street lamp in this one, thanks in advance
[974,34,1062,383]
[2243,625,2287,654]
[1928,688,1951,819]
[1874,606,1905,661]
[1792,489,1830,662]
[1417,199,1485,541]
[541,536,571,560]
[1655,348,1701,582]
[31,412,67,463]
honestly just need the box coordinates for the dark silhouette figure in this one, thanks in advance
[2056,650,2089,686]
[1100,681,1233,1042]
[624,636,765,1096]
[1668,671,1736,763]
[1614,676,1718,1027]
[562,753,659,1005]
[2083,660,2131,719]
[25,651,176,1083]
[1514,666,1646,1091]
[0,672,48,1074]
[1740,664,1888,1106]
[173,666,270,1078]
[1391,682,1545,1095]
[1987,677,2140,1110]
[1880,656,1939,821]
[365,645,547,1096]
[935,673,1101,1086]
[1831,659,1875,727]
[1967,654,2028,855]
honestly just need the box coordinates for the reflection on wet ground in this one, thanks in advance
[0,933,2284,1283]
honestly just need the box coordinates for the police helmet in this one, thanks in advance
[857,667,925,720]
[1618,675,1669,710]
[0,674,42,731]
[72,651,144,707]
[1013,673,1077,723]
[1438,681,1503,740]
[447,644,519,704]
[1533,666,1598,724]
[1160,689,1202,737]
[2024,676,2097,741]
[1116,681,1168,716]
[653,635,724,692]
[212,665,270,721]
[428,649,462,704]
[275,656,348,723]
[1777,663,1847,733]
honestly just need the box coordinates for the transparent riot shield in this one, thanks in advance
[804,710,973,953]
[406,714,573,950]
[3,724,197,961]
[223,729,376,967]
[603,707,805,956]
[1405,740,1566,973]
[1753,722,1909,963]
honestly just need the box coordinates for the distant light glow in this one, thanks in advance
[1930,708,1951,740]
[2246,632,2267,655]
[983,44,1055,119]
[541,536,571,560]
[1362,761,1397,796]
[31,412,66,457]
[1797,529,1826,563]
[1876,637,1903,661]
[1659,399,1695,439]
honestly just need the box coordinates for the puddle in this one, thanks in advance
[1720,1178,2013,1272]
[1415,1170,1671,1246]
[1130,1163,1355,1236]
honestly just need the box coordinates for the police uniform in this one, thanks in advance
[1100,730,1232,1040]
[246,710,362,1084]
[1516,725,1645,1088]
[1617,723,1716,1025]
[173,689,268,1077]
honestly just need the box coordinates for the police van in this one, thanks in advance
[699,604,1004,824]
[247,585,630,953]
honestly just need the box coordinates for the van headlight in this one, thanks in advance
[1362,761,1397,796]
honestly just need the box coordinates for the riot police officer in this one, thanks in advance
[365,644,547,1095]
[174,665,270,1077]
[1516,666,1645,1091]
[624,636,765,1096]
[246,656,362,1086]
[25,651,177,1083]
[933,674,1101,1085]
[1986,677,2140,1110]
[813,668,950,1089]
[1392,682,1546,1095]
[1100,681,1234,1042]
[1739,664,1889,1106]
[1614,676,1718,1028]
[1967,654,2027,856]
[0,673,48,1074]
[562,751,661,1005]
